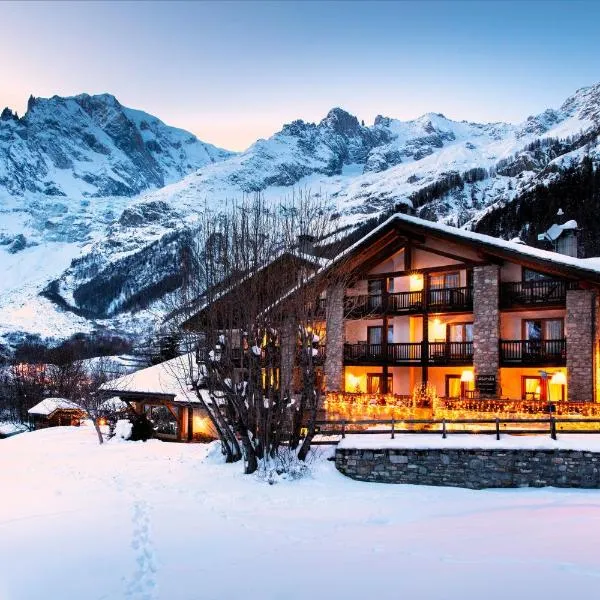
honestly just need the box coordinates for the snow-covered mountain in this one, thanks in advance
[1,84,599,349]
[0,93,233,198]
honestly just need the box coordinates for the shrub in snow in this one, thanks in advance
[113,419,133,441]
[256,447,313,484]
[203,441,228,464]
[129,413,154,441]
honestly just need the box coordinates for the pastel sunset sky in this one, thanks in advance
[1,0,599,150]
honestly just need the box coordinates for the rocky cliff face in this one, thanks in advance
[0,93,233,198]
[1,84,599,345]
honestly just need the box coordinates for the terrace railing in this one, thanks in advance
[343,341,473,365]
[311,416,600,444]
[500,279,571,308]
[500,339,566,366]
[387,342,422,363]
[388,291,424,313]
[428,341,474,364]
[343,342,384,363]
[427,286,473,311]
[344,287,472,317]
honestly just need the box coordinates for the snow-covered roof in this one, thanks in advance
[99,354,202,404]
[260,211,600,317]
[343,212,600,280]
[28,398,81,416]
[99,396,129,412]
[537,219,578,242]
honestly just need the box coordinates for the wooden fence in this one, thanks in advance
[311,417,600,445]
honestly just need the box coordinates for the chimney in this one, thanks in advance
[297,234,316,256]
[537,209,579,258]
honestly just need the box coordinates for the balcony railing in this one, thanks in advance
[428,341,474,364]
[427,286,473,311]
[296,344,326,365]
[198,346,281,366]
[344,294,386,316]
[343,341,473,365]
[500,339,566,366]
[344,342,385,363]
[344,287,472,318]
[388,291,424,312]
[388,342,422,363]
[500,280,570,308]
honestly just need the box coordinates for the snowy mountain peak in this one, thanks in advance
[319,107,363,135]
[560,82,600,124]
[0,93,234,198]
[1,81,600,346]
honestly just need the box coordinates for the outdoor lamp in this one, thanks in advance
[460,370,474,400]
[550,371,567,402]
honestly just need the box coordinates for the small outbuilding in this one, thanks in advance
[28,398,85,429]
[99,354,216,442]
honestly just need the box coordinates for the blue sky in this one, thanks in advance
[1,1,599,150]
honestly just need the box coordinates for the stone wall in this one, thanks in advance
[566,289,595,402]
[325,282,345,391]
[336,447,600,489]
[473,265,500,397]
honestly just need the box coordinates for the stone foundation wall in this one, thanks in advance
[336,447,600,489]
[566,289,595,402]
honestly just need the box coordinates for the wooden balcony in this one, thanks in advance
[197,346,281,366]
[500,339,566,366]
[344,287,472,318]
[500,280,571,309]
[343,341,473,366]
[427,286,473,312]
[296,344,326,365]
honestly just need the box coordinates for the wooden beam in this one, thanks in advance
[366,263,477,280]
[404,241,412,271]
[413,242,488,266]
[187,406,194,442]
[351,236,407,278]
[393,223,425,243]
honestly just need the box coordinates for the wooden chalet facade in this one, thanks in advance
[184,212,600,422]
[105,212,600,442]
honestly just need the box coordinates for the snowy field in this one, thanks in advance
[2,428,600,600]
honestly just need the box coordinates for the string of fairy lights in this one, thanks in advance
[323,387,600,425]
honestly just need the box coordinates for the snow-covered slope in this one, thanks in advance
[1,83,599,346]
[3,427,600,600]
[0,93,234,198]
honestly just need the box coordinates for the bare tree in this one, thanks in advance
[0,352,126,444]
[77,357,128,444]
[169,192,350,474]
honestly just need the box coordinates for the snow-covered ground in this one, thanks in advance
[2,428,600,600]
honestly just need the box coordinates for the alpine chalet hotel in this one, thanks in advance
[277,211,600,420]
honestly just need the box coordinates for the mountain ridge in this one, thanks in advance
[0,92,234,198]
[1,83,599,349]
